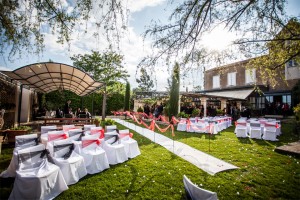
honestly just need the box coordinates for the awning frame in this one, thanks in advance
[0,62,105,96]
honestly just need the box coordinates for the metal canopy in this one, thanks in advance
[0,62,104,96]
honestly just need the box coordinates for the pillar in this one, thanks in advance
[202,97,207,117]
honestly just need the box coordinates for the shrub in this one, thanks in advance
[294,103,300,121]
[178,111,189,118]
[191,108,200,117]
[10,126,32,131]
[100,118,115,127]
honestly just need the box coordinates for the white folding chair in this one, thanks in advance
[90,126,104,139]
[9,144,68,200]
[80,133,110,174]
[0,134,39,178]
[119,129,141,159]
[105,125,117,133]
[62,124,76,132]
[41,125,57,134]
[262,122,278,141]
[235,121,248,138]
[249,122,262,139]
[52,139,87,185]
[183,175,218,200]
[102,131,128,165]
[177,118,187,131]
[83,124,96,135]
[68,128,85,154]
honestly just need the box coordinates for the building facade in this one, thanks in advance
[201,57,300,116]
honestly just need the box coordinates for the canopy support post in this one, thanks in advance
[17,84,23,127]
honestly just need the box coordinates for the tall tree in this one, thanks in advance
[168,62,180,120]
[124,82,130,111]
[136,67,154,91]
[143,0,300,86]
[1,0,127,59]
[71,50,129,119]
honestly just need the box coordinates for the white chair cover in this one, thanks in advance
[249,122,262,139]
[102,132,128,165]
[83,124,96,135]
[52,139,87,185]
[9,144,68,200]
[183,175,218,200]
[90,127,104,139]
[105,125,117,133]
[262,122,278,141]
[0,134,39,178]
[177,118,187,131]
[119,129,141,159]
[80,133,110,174]
[41,125,57,134]
[62,124,76,132]
[235,121,248,138]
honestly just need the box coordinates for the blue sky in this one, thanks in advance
[0,0,299,91]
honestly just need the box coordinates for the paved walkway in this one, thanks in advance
[275,140,300,157]
[113,118,238,175]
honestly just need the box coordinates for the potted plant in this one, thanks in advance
[94,117,101,127]
[100,118,115,128]
[5,126,32,143]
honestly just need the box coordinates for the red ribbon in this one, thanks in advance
[90,129,105,139]
[48,133,68,141]
[82,139,101,148]
[119,132,133,139]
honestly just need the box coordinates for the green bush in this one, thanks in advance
[100,118,115,127]
[10,126,32,131]
[178,111,189,118]
[294,103,300,121]
[191,108,200,117]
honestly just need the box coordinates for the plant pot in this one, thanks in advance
[5,130,30,143]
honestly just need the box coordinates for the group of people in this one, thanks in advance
[55,100,91,118]
[143,103,164,118]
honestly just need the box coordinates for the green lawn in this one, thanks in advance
[0,120,300,199]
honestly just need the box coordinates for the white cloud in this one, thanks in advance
[0,65,12,71]
[127,0,166,13]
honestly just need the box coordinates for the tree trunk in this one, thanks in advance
[102,86,107,121]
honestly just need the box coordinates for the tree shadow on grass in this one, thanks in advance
[237,137,253,144]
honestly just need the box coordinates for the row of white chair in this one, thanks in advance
[177,117,232,134]
[1,124,141,199]
[235,119,280,141]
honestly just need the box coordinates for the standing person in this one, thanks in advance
[84,108,92,118]
[63,100,71,115]
[143,104,150,117]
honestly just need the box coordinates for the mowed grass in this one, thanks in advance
[0,120,300,199]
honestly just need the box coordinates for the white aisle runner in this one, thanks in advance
[113,118,238,175]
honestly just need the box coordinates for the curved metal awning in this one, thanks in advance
[0,62,104,96]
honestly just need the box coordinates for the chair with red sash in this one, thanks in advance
[105,125,117,133]
[234,120,248,138]
[9,144,68,200]
[118,129,141,159]
[262,122,279,141]
[249,122,262,139]
[40,125,58,145]
[83,124,96,135]
[51,139,87,185]
[90,126,105,139]
[177,118,187,131]
[80,133,110,174]
[102,131,128,165]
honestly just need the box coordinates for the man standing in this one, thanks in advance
[63,100,71,115]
